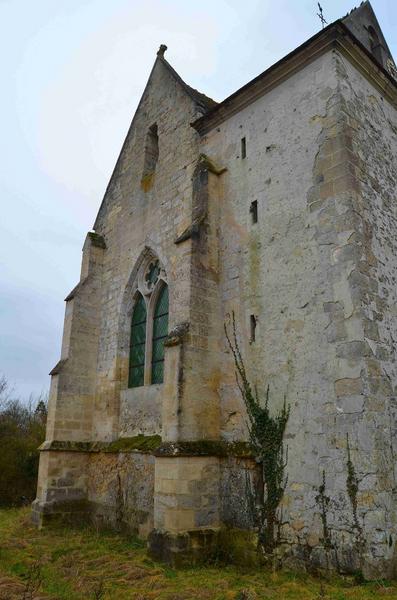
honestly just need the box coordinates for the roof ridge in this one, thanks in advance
[344,0,368,18]
[156,49,217,111]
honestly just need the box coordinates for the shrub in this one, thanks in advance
[0,376,47,506]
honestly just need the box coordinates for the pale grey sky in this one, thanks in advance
[1,0,396,399]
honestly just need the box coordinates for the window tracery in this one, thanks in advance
[128,255,168,388]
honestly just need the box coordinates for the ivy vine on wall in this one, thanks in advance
[225,312,290,555]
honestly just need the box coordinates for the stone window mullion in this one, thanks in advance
[144,294,154,386]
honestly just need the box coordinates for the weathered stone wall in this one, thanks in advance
[32,451,89,525]
[34,27,397,577]
[88,451,155,538]
[154,456,219,532]
[46,233,105,443]
[220,457,258,530]
[201,52,339,442]
[200,49,397,576]
[331,54,397,576]
[119,386,162,437]
[91,57,205,443]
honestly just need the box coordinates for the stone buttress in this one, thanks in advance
[33,2,397,579]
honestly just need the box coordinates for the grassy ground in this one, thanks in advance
[0,509,396,600]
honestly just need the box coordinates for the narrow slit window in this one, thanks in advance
[151,285,169,384]
[368,26,383,65]
[142,123,159,177]
[250,314,257,343]
[129,294,147,388]
[241,137,246,159]
[250,200,258,224]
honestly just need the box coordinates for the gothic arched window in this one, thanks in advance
[129,293,147,388]
[151,285,169,384]
[127,257,168,388]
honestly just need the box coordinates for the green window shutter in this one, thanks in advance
[151,285,169,384]
[128,294,147,388]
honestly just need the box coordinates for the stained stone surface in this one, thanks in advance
[33,5,397,578]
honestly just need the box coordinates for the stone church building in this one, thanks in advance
[33,2,397,578]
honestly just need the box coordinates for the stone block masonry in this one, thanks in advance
[33,3,397,579]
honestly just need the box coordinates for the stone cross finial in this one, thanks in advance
[157,44,168,57]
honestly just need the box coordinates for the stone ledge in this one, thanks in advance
[38,437,254,458]
[64,276,90,301]
[174,214,206,244]
[154,440,254,458]
[164,322,190,347]
[49,358,67,376]
[87,231,106,249]
[39,434,162,454]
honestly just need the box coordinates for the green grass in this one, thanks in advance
[0,508,396,599]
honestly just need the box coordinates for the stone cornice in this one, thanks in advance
[39,435,162,454]
[39,437,255,458]
[192,21,397,136]
[49,358,67,376]
[64,276,90,301]
[154,440,254,458]
[336,23,397,107]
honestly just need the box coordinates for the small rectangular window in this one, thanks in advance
[241,137,246,159]
[250,314,256,343]
[250,200,258,224]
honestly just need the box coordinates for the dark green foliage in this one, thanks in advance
[346,434,360,533]
[315,470,334,571]
[316,471,332,552]
[224,314,290,554]
[0,376,47,507]
[215,527,260,567]
[346,433,364,555]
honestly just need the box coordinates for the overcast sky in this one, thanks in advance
[1,0,396,400]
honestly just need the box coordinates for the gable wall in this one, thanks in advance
[92,59,204,440]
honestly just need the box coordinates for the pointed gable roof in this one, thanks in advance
[93,46,217,231]
[156,45,217,113]
[193,4,397,135]
[343,1,396,75]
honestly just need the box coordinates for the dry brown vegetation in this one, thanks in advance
[0,508,396,599]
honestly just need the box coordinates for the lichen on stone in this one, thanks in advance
[154,439,254,458]
[141,172,155,192]
[106,435,162,453]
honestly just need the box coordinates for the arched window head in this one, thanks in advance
[127,253,168,388]
[128,293,147,388]
[151,285,169,385]
[145,260,160,290]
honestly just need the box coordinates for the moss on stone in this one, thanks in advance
[39,440,97,452]
[87,232,106,249]
[199,153,227,175]
[40,437,252,457]
[215,527,260,567]
[105,434,162,453]
[40,436,162,454]
[155,440,254,458]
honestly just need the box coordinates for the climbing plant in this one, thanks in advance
[224,312,290,554]
[315,470,333,569]
[346,433,365,566]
